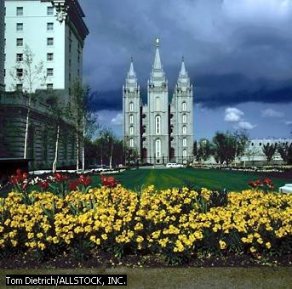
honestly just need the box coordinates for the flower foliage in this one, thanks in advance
[0,185,291,265]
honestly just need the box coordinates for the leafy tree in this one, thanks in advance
[9,45,46,159]
[212,131,248,165]
[124,146,139,166]
[46,93,66,172]
[68,79,90,171]
[262,143,277,164]
[95,129,117,169]
[193,141,198,157]
[196,139,213,162]
[277,143,292,164]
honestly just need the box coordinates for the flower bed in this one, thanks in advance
[0,184,291,266]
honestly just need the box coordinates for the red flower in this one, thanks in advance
[38,180,49,190]
[10,169,29,184]
[248,178,274,192]
[79,175,91,187]
[16,169,22,176]
[100,175,118,188]
[69,179,80,191]
[248,181,257,188]
[9,175,18,185]
[54,173,67,182]
[263,178,272,185]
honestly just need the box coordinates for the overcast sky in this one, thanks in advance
[81,0,292,140]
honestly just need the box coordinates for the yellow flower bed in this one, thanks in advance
[0,186,291,263]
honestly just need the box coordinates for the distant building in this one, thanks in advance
[0,0,4,91]
[4,0,88,95]
[123,39,194,164]
[0,0,89,169]
[240,138,292,165]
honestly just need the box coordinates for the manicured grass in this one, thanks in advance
[101,168,289,192]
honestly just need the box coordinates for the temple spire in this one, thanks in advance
[127,57,136,78]
[153,38,162,70]
[179,56,187,77]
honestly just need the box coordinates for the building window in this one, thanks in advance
[183,138,187,147]
[47,6,54,16]
[16,23,23,31]
[47,68,53,77]
[182,101,187,111]
[182,114,187,123]
[129,139,134,147]
[129,115,134,124]
[129,126,134,135]
[16,38,23,46]
[155,115,161,135]
[183,149,187,158]
[47,83,53,90]
[129,102,134,112]
[47,22,54,31]
[155,97,160,111]
[16,53,23,62]
[182,125,187,135]
[47,37,54,46]
[155,139,161,158]
[16,68,23,78]
[47,53,53,61]
[16,7,23,16]
[16,84,23,91]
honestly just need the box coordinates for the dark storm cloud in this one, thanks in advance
[81,0,292,111]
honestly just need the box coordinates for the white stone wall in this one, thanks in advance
[123,65,141,154]
[4,0,86,96]
[0,0,4,91]
[147,85,169,164]
[5,1,65,91]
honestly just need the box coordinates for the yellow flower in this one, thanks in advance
[219,240,227,250]
[265,242,271,249]
[134,222,144,231]
[250,246,257,253]
[136,236,144,243]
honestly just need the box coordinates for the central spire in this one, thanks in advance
[153,37,162,70]
[127,56,136,78]
[179,56,188,77]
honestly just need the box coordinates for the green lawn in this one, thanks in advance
[98,168,289,192]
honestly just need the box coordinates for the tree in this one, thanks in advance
[262,143,277,164]
[278,143,292,164]
[196,139,213,162]
[93,129,123,168]
[46,93,66,172]
[124,146,139,166]
[69,79,89,171]
[193,141,198,159]
[9,45,46,159]
[212,131,248,165]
